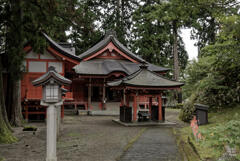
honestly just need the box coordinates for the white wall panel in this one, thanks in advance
[29,61,46,72]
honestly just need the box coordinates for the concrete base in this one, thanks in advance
[112,119,176,127]
[88,110,119,116]
[77,110,119,116]
[78,110,89,116]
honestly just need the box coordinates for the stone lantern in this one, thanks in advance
[32,66,71,161]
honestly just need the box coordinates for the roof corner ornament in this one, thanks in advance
[48,66,57,72]
[104,30,117,39]
[139,63,149,70]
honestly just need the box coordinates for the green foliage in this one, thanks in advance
[99,0,138,46]
[175,103,183,109]
[132,0,188,76]
[203,119,240,148]
[182,15,240,115]
[189,0,240,54]
[179,94,197,122]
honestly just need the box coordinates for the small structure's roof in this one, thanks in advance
[73,59,169,75]
[32,66,72,86]
[43,33,81,61]
[107,64,184,88]
[78,30,145,63]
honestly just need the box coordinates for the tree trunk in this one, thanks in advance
[0,56,15,143]
[6,0,24,127]
[10,79,23,127]
[173,20,179,81]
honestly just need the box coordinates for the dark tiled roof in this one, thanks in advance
[73,59,169,75]
[32,66,72,86]
[43,33,81,61]
[107,65,184,88]
[78,33,145,63]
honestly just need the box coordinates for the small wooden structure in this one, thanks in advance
[108,64,184,122]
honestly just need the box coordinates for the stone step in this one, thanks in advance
[88,110,119,116]
[64,109,77,115]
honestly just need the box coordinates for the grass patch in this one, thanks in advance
[0,157,5,161]
[166,108,181,112]
[67,132,82,138]
[177,104,240,160]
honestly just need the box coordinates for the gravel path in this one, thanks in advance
[0,109,184,161]
[0,116,144,161]
[120,127,181,161]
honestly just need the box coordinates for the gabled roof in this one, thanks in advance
[43,33,81,61]
[74,59,169,75]
[78,31,145,63]
[107,64,184,88]
[32,66,72,86]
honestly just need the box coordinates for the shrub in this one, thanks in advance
[179,101,195,122]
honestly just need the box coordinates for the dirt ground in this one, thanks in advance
[0,109,184,161]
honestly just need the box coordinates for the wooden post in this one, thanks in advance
[123,89,126,105]
[149,97,152,117]
[126,94,130,107]
[158,95,163,121]
[133,94,137,122]
[102,78,106,110]
[25,105,29,122]
[74,104,77,113]
[88,78,92,110]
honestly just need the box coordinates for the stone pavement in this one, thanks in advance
[120,127,181,161]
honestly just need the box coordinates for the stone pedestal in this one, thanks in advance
[56,106,61,138]
[46,105,57,161]
[41,101,63,161]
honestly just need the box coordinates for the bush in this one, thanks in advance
[179,101,195,122]
[179,93,198,122]
[175,103,183,109]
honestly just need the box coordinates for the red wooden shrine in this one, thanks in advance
[21,31,171,121]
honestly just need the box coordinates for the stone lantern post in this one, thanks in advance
[32,66,71,161]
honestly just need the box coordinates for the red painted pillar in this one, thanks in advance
[74,103,77,112]
[133,94,137,121]
[88,78,92,110]
[158,95,163,121]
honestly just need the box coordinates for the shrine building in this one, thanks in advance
[21,31,180,121]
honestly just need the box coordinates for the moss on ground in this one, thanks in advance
[116,127,146,161]
[174,128,201,161]
[0,126,17,144]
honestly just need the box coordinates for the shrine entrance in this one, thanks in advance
[108,64,184,122]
